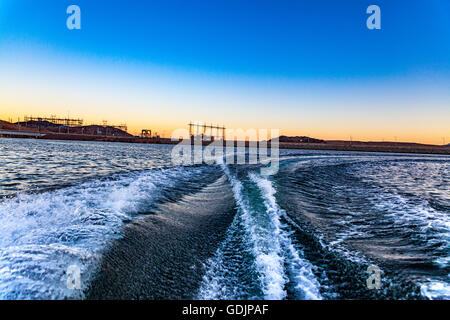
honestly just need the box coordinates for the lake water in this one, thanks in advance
[0,138,448,299]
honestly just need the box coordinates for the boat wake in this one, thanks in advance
[198,164,322,300]
[0,166,206,299]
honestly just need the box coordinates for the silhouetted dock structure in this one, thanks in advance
[188,122,226,141]
[23,115,83,127]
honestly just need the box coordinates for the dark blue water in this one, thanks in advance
[0,138,448,299]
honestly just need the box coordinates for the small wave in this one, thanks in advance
[198,164,322,300]
[367,190,450,269]
[197,216,255,300]
[199,164,284,299]
[249,172,322,300]
[276,156,449,299]
[0,167,198,299]
[420,279,450,300]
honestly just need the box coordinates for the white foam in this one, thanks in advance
[200,164,321,300]
[197,216,248,300]
[420,279,450,300]
[0,167,192,299]
[249,172,322,300]
[368,191,450,270]
[229,168,287,299]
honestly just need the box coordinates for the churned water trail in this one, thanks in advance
[275,154,450,299]
[248,172,322,300]
[0,165,206,299]
[1,139,449,299]
[198,164,322,300]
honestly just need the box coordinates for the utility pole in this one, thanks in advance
[188,122,193,137]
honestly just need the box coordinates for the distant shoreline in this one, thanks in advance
[1,131,449,155]
[277,141,450,155]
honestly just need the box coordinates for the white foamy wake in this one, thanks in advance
[0,167,194,299]
[366,190,450,299]
[420,279,450,300]
[248,172,322,300]
[199,164,321,300]
[197,215,250,300]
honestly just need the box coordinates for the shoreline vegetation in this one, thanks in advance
[1,120,449,155]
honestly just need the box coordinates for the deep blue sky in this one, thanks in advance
[1,0,449,78]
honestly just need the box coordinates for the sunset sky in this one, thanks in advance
[0,0,449,144]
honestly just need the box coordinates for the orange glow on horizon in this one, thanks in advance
[1,105,448,145]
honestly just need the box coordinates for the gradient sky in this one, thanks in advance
[0,0,449,143]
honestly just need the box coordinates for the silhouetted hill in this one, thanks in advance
[276,135,325,143]
[13,120,132,137]
[70,125,133,137]
[1,120,38,132]
[16,120,62,128]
